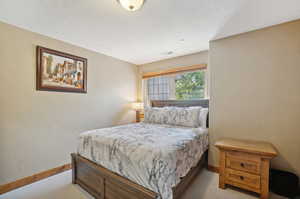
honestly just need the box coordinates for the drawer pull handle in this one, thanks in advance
[240,163,245,167]
[240,176,244,180]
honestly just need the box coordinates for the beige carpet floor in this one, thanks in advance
[0,169,286,199]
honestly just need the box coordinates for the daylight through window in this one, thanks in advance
[145,70,206,102]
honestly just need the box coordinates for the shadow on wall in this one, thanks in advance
[272,155,300,178]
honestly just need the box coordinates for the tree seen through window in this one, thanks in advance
[175,70,205,100]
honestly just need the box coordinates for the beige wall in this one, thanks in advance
[209,20,300,175]
[137,51,209,100]
[0,22,138,184]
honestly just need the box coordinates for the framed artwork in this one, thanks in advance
[36,46,87,93]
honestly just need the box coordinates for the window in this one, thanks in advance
[144,69,207,102]
[175,70,205,100]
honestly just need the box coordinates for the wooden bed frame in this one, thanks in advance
[72,99,209,199]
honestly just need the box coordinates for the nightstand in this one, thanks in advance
[132,102,144,122]
[215,138,278,199]
[137,113,144,122]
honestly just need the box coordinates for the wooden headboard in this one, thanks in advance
[151,99,209,128]
[151,99,209,108]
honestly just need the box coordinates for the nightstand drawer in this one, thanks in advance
[225,168,261,191]
[226,151,261,174]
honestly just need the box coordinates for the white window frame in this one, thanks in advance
[142,65,209,106]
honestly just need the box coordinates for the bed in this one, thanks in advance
[71,100,209,199]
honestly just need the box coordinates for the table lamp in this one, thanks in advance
[132,102,144,122]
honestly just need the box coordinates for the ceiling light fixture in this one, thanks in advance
[117,0,144,12]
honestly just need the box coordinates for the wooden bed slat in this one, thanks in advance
[72,154,157,199]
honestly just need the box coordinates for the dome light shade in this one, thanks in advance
[117,0,144,11]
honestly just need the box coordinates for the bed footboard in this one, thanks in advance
[71,153,157,199]
[72,150,208,199]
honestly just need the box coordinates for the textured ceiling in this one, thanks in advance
[0,0,300,64]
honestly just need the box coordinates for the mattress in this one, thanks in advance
[77,122,209,199]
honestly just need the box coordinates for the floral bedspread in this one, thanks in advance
[78,122,208,199]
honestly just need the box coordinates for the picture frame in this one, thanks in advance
[36,46,87,93]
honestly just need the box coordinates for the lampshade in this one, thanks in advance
[132,102,144,111]
[117,0,144,11]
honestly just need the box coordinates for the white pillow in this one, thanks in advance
[144,107,168,124]
[199,108,209,128]
[164,106,202,128]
